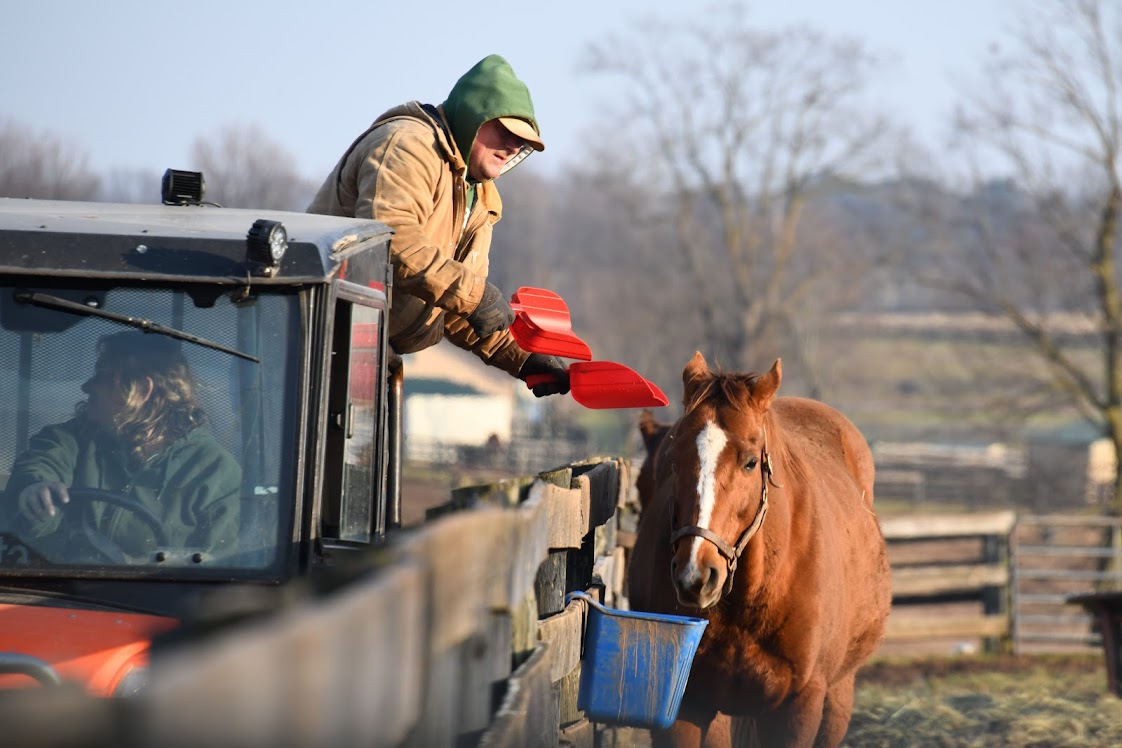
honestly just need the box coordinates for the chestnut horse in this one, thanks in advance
[628,353,891,748]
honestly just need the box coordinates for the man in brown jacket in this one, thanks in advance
[307,54,569,397]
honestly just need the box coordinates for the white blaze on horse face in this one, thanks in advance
[685,419,727,565]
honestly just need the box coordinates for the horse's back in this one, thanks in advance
[773,396,875,504]
[773,395,890,664]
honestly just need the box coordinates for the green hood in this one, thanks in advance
[441,54,541,172]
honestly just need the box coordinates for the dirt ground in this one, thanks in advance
[844,651,1119,747]
[856,651,1105,688]
[603,653,1116,747]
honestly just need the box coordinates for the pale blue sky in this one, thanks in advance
[1,1,1015,181]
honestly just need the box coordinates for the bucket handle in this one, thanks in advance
[564,590,605,658]
[565,589,607,614]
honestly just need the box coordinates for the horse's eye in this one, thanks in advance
[743,456,758,472]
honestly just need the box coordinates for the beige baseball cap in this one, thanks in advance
[497,116,545,152]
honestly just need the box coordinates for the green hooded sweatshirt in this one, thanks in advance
[441,54,542,192]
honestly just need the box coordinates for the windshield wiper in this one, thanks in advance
[14,291,260,363]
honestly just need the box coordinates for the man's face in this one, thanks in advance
[467,119,528,182]
[81,364,124,431]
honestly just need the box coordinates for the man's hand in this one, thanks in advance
[519,353,571,397]
[465,282,515,339]
[18,481,70,522]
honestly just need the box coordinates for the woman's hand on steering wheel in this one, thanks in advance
[18,481,70,522]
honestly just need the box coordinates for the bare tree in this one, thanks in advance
[0,119,101,200]
[947,0,1122,512]
[189,124,317,211]
[100,168,163,204]
[486,168,561,294]
[578,3,903,396]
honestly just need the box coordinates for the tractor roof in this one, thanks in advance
[0,198,392,285]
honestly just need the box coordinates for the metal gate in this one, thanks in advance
[1011,514,1122,654]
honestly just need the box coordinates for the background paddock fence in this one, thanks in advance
[880,510,1122,656]
[880,511,1016,652]
[1012,514,1122,654]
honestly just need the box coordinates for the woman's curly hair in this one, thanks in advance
[80,331,208,465]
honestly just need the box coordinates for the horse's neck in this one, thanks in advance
[764,405,809,490]
[720,536,789,633]
[744,424,803,603]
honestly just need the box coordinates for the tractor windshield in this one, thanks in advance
[0,283,299,577]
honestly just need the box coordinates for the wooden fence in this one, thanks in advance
[7,455,1122,746]
[879,510,1122,655]
[1012,514,1122,654]
[0,457,636,748]
[880,511,1016,651]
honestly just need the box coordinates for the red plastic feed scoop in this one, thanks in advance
[511,286,668,409]
[525,361,669,410]
[510,287,593,361]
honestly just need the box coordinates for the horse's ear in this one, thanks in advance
[638,410,664,449]
[683,351,709,403]
[686,351,707,372]
[752,358,782,410]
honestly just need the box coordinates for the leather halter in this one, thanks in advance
[668,432,779,597]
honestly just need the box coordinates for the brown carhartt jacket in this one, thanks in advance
[306,101,528,376]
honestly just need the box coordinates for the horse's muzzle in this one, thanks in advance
[669,537,729,609]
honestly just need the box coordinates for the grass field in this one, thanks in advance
[847,653,1117,747]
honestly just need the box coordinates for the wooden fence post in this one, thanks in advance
[982,530,1010,653]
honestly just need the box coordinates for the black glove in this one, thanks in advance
[518,353,571,397]
[465,282,515,339]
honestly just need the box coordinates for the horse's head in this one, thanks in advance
[660,352,782,609]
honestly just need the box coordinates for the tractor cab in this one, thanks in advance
[0,177,399,695]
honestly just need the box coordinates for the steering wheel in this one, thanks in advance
[66,488,169,561]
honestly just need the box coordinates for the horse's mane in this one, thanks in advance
[683,366,811,490]
[683,365,754,413]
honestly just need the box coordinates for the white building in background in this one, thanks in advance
[401,344,517,463]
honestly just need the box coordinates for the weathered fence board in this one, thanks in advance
[558,718,594,748]
[885,612,1009,640]
[573,462,620,533]
[880,511,1016,539]
[534,480,588,550]
[891,563,1009,597]
[881,510,1016,649]
[478,643,556,748]
[414,509,523,650]
[145,560,426,748]
[537,599,584,683]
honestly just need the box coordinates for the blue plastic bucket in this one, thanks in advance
[568,591,708,729]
